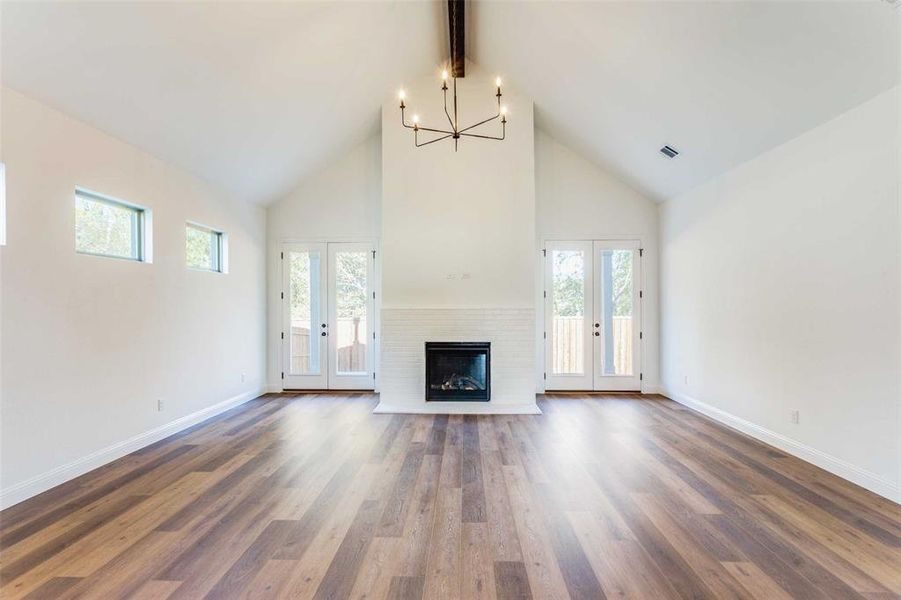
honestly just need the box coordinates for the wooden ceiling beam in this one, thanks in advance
[448,0,465,78]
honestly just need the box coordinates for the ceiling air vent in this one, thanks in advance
[660,145,679,158]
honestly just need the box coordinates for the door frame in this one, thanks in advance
[540,236,644,393]
[279,237,380,392]
[281,242,328,390]
[544,240,594,391]
[326,241,376,390]
[592,239,642,391]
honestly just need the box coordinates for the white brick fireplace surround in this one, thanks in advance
[375,308,539,414]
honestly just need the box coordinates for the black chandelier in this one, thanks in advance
[398,0,507,151]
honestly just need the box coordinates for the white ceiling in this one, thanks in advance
[1,1,444,204]
[2,1,899,204]
[473,1,900,200]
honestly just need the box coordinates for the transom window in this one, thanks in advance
[186,222,226,273]
[75,189,148,261]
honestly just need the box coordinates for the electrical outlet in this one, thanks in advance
[157,399,165,412]
[790,410,799,425]
[240,372,246,383]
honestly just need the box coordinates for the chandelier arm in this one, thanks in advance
[443,87,455,131]
[415,125,456,135]
[415,132,455,147]
[458,125,505,141]
[401,107,415,129]
[457,113,500,134]
[458,132,504,141]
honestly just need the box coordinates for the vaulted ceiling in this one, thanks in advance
[2,1,898,204]
[1,1,444,203]
[473,1,900,200]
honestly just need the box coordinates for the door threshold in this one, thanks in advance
[543,390,642,395]
[281,389,375,394]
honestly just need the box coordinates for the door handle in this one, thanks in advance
[321,332,327,337]
[321,323,327,328]
[594,332,600,337]
[594,323,600,328]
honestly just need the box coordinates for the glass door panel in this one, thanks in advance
[545,241,593,390]
[333,250,369,375]
[328,243,374,389]
[282,243,328,389]
[552,250,585,374]
[289,250,322,375]
[593,241,640,390]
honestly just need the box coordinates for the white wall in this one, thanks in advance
[265,135,381,388]
[264,81,663,403]
[378,65,538,412]
[535,129,660,391]
[381,67,535,310]
[659,86,900,501]
[0,88,267,507]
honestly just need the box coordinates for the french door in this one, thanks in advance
[544,240,641,391]
[282,242,375,390]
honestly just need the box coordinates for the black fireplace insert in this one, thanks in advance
[425,342,490,402]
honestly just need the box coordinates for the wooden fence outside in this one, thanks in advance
[289,315,630,377]
[551,316,633,375]
[290,317,367,374]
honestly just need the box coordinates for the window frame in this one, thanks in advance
[185,221,228,274]
[0,163,6,247]
[74,188,151,263]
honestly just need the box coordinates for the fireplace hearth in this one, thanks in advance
[425,342,490,401]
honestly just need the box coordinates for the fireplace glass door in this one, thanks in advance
[425,342,490,401]
[282,242,375,390]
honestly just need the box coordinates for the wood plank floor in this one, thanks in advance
[1,393,899,599]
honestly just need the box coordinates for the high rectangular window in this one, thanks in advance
[186,222,226,273]
[75,189,148,261]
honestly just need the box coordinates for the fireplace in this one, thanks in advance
[425,342,490,402]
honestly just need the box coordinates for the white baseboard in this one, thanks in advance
[0,388,265,510]
[662,388,900,504]
[538,385,663,395]
[374,401,542,415]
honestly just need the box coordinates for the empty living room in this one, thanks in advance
[0,0,899,598]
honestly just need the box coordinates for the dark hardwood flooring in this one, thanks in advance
[1,393,899,599]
